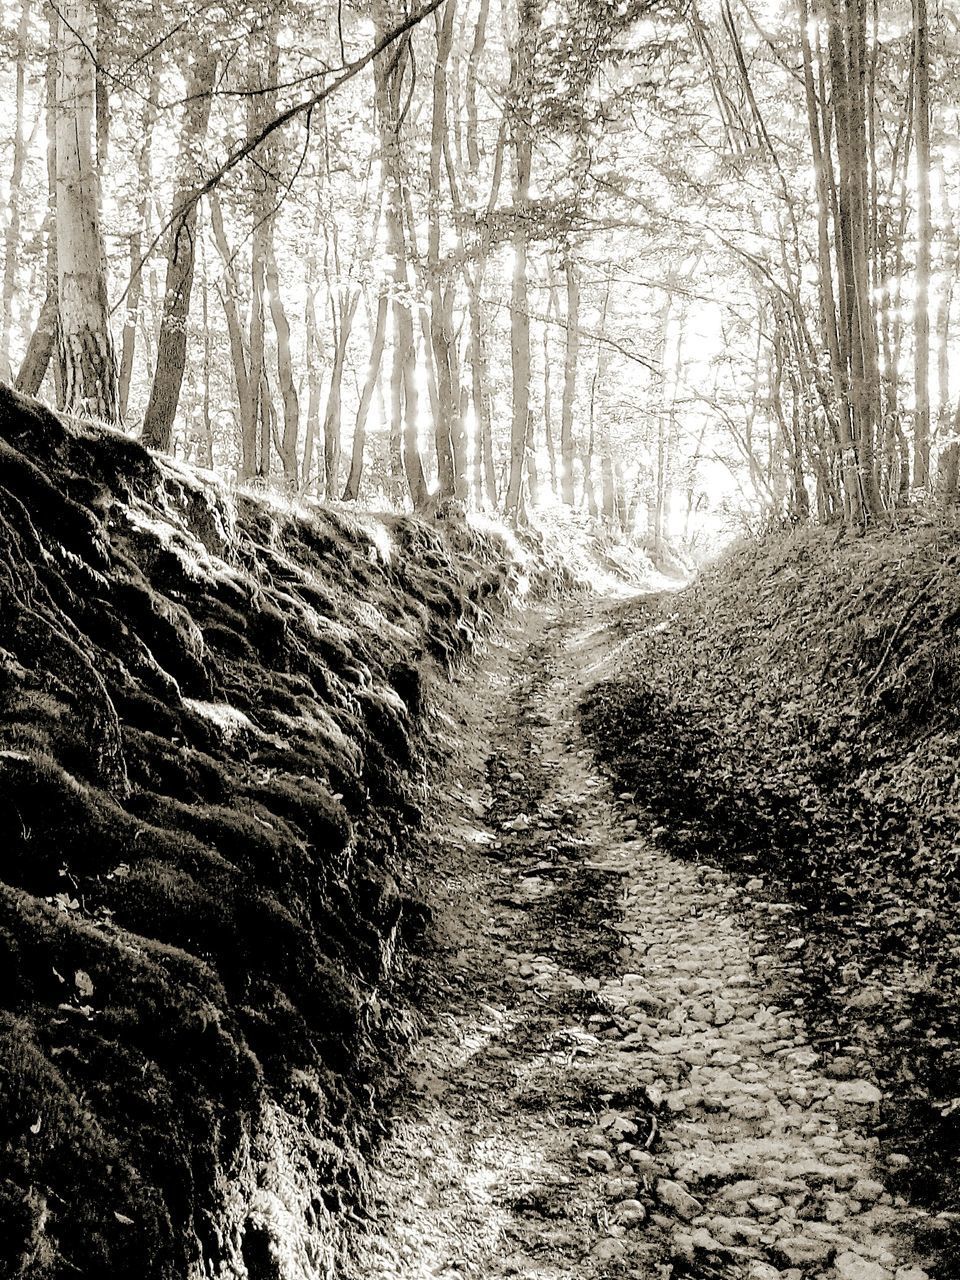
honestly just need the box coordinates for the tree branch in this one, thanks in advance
[111,0,449,312]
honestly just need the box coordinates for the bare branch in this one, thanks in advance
[110,0,449,312]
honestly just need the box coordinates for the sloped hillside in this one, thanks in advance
[583,522,960,1273]
[0,386,525,1279]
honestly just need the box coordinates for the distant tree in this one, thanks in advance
[54,0,120,421]
[141,44,218,451]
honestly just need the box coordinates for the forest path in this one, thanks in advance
[347,599,928,1280]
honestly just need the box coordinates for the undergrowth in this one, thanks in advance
[582,521,960,1274]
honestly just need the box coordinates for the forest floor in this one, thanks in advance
[346,597,933,1280]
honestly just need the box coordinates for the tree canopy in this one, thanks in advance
[1,0,958,547]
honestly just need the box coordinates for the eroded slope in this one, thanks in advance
[0,386,523,1280]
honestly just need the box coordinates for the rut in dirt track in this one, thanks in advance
[347,601,932,1280]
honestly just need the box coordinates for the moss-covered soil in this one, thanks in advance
[0,384,534,1279]
[582,522,960,1277]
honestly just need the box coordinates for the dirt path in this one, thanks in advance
[346,600,931,1280]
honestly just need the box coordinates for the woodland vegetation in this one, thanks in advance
[8,2,960,1272]
[2,0,959,548]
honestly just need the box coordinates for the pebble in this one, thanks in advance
[748,1195,782,1216]
[851,1178,886,1204]
[747,1265,782,1280]
[775,1235,833,1266]
[729,1098,766,1121]
[713,999,736,1025]
[591,1237,627,1262]
[832,1080,883,1106]
[611,1198,646,1226]
[717,1179,762,1204]
[689,1226,723,1251]
[655,1179,703,1221]
[605,1177,639,1200]
[584,1149,616,1173]
[834,1252,891,1280]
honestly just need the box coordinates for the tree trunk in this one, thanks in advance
[265,248,301,490]
[543,310,556,495]
[560,249,579,505]
[374,4,427,509]
[912,0,932,487]
[343,292,389,501]
[601,453,616,525]
[427,0,460,500]
[935,178,955,436]
[320,295,359,499]
[504,0,538,521]
[119,60,160,418]
[209,191,256,479]
[200,264,214,468]
[248,18,280,481]
[465,0,490,175]
[826,0,882,520]
[466,272,497,507]
[141,47,217,450]
[938,441,959,507]
[55,0,119,421]
[0,0,34,382]
[301,273,322,495]
[15,288,58,396]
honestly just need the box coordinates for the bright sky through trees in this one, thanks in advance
[1,0,958,551]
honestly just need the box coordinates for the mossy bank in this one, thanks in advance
[0,385,531,1279]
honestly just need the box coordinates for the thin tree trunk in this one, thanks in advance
[55,0,119,421]
[590,275,613,521]
[141,47,217,450]
[0,0,34,382]
[200,264,214,468]
[467,273,496,507]
[935,178,955,435]
[427,0,459,499]
[459,0,500,507]
[599,453,615,525]
[543,309,556,494]
[912,0,932,487]
[374,5,427,508]
[343,292,389,501]
[798,0,843,402]
[248,19,279,481]
[119,59,159,418]
[265,247,301,490]
[560,249,579,504]
[209,204,256,481]
[320,294,359,498]
[505,0,538,521]
[302,280,321,496]
[465,0,489,175]
[209,191,256,478]
[15,288,58,395]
